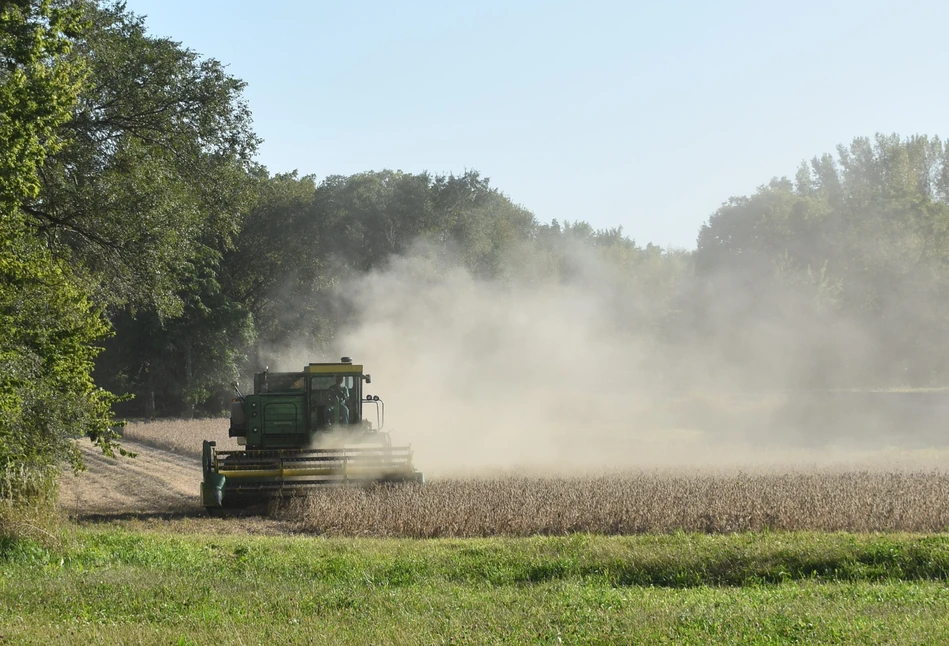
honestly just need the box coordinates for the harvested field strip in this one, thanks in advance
[57,439,204,517]
[119,418,228,456]
[285,472,949,536]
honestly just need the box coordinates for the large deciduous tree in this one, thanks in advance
[43,1,262,418]
[28,0,260,316]
[104,245,256,418]
[0,0,119,508]
[694,134,949,387]
[221,170,541,367]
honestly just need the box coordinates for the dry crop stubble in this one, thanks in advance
[284,471,949,537]
[57,419,236,519]
[120,418,233,455]
[58,419,235,518]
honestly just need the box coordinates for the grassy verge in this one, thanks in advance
[3,530,949,644]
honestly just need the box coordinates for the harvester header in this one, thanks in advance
[201,358,422,512]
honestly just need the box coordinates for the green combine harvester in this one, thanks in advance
[201,358,423,513]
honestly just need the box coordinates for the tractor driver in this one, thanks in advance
[328,375,351,424]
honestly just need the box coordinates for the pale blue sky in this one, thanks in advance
[124,0,948,249]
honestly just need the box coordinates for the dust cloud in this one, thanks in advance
[302,243,949,476]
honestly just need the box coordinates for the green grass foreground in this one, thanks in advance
[3,530,949,644]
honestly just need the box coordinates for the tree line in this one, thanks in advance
[3,1,949,505]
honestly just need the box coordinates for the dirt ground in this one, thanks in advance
[57,438,203,517]
[56,438,293,534]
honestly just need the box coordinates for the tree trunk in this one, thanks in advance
[144,366,156,419]
[182,338,194,419]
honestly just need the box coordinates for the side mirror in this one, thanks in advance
[364,374,372,384]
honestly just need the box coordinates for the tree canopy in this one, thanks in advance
[0,0,115,506]
[694,134,949,387]
[28,0,259,315]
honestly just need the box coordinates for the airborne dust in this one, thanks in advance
[263,241,949,477]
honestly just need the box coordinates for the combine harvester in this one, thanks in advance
[201,358,423,513]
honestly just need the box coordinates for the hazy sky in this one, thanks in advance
[123,0,947,249]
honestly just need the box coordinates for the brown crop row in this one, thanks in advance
[283,471,949,537]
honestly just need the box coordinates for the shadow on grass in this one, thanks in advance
[69,507,210,523]
[68,503,277,523]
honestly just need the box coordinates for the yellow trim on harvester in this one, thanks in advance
[219,466,409,478]
[307,363,364,374]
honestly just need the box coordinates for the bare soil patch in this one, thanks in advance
[58,437,202,517]
[56,422,293,534]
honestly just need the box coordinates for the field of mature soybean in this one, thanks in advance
[285,471,949,536]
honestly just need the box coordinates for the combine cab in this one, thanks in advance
[201,358,422,512]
